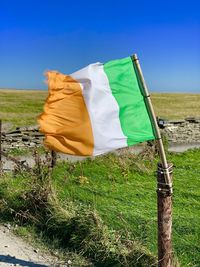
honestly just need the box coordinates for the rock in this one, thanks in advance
[168,119,185,124]
[4,223,11,230]
[185,117,200,123]
[22,135,31,141]
[1,122,13,132]
[29,142,36,147]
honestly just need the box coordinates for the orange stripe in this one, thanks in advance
[38,71,94,156]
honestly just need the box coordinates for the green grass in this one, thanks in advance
[0,89,200,129]
[1,89,199,265]
[0,159,157,266]
[51,150,200,266]
[1,149,200,266]
[6,146,46,157]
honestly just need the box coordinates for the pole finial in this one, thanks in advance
[132,54,138,61]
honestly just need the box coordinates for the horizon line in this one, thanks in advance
[0,87,199,94]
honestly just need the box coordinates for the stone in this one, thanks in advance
[22,136,31,141]
[185,117,200,123]
[168,120,185,124]
[29,142,36,147]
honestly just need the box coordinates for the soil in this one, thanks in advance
[0,225,61,267]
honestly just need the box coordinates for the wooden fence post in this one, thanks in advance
[157,163,173,267]
[51,150,57,168]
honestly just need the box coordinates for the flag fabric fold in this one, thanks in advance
[38,56,155,156]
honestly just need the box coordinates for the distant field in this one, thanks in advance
[0,89,200,129]
[0,89,47,129]
[151,93,200,120]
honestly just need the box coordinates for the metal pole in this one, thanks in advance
[132,54,171,188]
[132,54,173,267]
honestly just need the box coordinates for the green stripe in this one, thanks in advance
[104,56,155,146]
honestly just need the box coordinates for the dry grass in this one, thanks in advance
[0,89,199,129]
[151,93,200,120]
[0,89,47,128]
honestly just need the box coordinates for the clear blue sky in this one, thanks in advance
[0,0,200,92]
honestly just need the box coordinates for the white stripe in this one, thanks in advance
[71,63,127,156]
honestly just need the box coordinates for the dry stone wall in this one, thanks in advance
[161,118,200,144]
[1,117,200,151]
[1,126,43,150]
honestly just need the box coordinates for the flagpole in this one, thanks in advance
[132,54,173,267]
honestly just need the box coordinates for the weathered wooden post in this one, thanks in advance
[51,150,57,168]
[132,54,173,267]
[157,163,173,267]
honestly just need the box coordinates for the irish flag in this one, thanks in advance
[38,56,155,156]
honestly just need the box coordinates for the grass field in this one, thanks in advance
[151,93,200,120]
[0,89,47,128]
[0,89,200,129]
[1,149,200,266]
[0,89,200,266]
[53,150,200,266]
